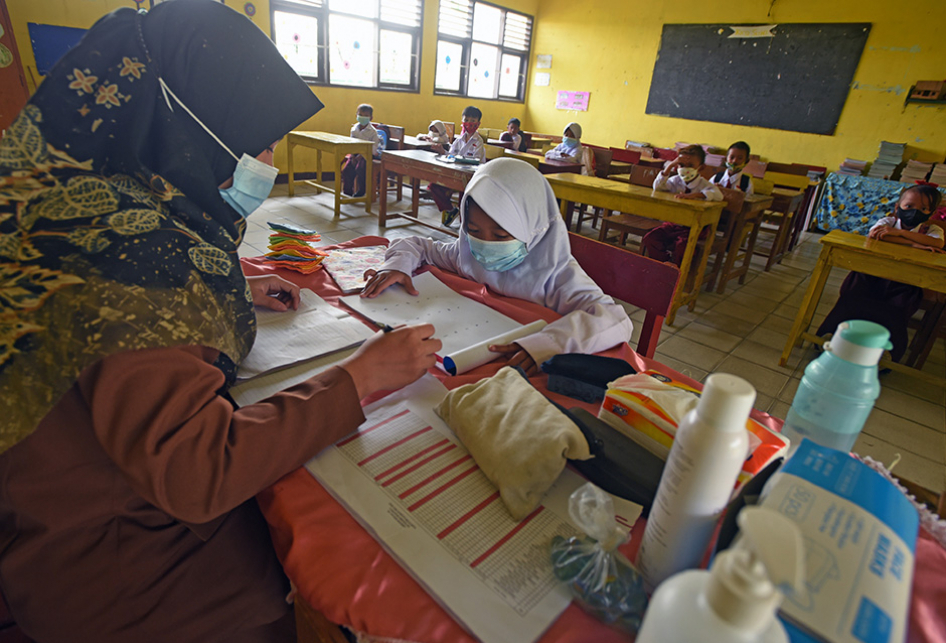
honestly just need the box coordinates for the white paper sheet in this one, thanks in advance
[230,347,359,407]
[307,375,642,643]
[442,319,548,375]
[238,289,373,380]
[341,272,526,357]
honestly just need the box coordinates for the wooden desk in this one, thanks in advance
[378,149,477,236]
[506,149,583,175]
[528,136,552,149]
[608,160,633,175]
[286,131,374,217]
[401,134,434,150]
[780,230,946,386]
[545,173,724,324]
[486,138,515,149]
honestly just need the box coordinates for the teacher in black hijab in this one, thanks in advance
[0,1,441,641]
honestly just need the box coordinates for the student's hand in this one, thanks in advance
[488,343,539,376]
[875,226,901,240]
[247,274,300,312]
[361,269,418,298]
[431,143,446,155]
[674,192,704,200]
[662,158,680,173]
[341,324,442,398]
[867,226,887,239]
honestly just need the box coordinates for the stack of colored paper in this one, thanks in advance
[263,222,327,274]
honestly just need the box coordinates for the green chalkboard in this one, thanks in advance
[645,23,871,135]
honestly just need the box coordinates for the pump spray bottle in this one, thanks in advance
[636,507,805,643]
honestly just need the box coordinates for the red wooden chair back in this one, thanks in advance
[629,164,660,187]
[611,147,641,164]
[653,147,678,161]
[568,233,679,358]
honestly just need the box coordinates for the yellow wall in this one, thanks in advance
[526,0,946,168]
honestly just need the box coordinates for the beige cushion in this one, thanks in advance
[435,367,591,520]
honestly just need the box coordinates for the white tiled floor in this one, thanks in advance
[247,182,946,494]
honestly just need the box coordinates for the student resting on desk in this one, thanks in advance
[641,144,723,265]
[0,3,439,641]
[545,122,583,164]
[709,140,755,195]
[417,119,450,146]
[817,185,944,362]
[340,103,383,197]
[361,158,634,376]
[500,117,527,152]
[431,105,486,227]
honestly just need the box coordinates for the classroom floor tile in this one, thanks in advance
[257,185,946,495]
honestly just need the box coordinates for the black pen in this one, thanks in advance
[377,321,395,333]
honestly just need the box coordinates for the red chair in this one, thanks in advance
[610,147,641,164]
[569,233,679,358]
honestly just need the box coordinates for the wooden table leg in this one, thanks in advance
[411,177,420,219]
[315,150,323,194]
[668,222,701,325]
[598,217,610,242]
[781,245,832,365]
[332,153,342,217]
[737,216,763,287]
[287,140,296,197]
[713,213,747,293]
[688,221,718,312]
[363,149,373,215]
[379,162,389,227]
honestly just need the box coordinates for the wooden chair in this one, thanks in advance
[443,122,455,139]
[370,124,406,204]
[610,147,641,165]
[597,165,664,248]
[573,146,613,232]
[569,232,679,358]
[753,171,809,270]
[699,187,749,292]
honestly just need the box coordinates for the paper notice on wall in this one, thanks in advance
[555,90,590,111]
[534,72,551,86]
[727,24,777,38]
[536,54,552,69]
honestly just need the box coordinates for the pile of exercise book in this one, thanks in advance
[263,222,327,274]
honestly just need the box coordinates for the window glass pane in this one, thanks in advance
[277,0,323,8]
[379,30,412,85]
[380,0,422,27]
[502,11,531,51]
[329,14,377,87]
[434,40,463,91]
[467,42,498,99]
[471,2,502,45]
[329,0,378,19]
[498,53,520,97]
[273,10,320,79]
[438,0,472,38]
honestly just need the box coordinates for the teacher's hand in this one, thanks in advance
[488,343,539,376]
[341,324,442,398]
[361,269,417,298]
[247,274,300,312]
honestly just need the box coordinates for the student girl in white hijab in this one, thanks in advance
[418,119,450,146]
[545,122,583,164]
[361,158,633,375]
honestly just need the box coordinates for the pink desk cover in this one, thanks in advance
[244,236,943,643]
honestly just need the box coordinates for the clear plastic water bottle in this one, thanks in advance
[782,320,891,456]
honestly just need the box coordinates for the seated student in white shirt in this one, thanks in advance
[340,103,383,197]
[499,117,527,152]
[417,120,451,146]
[545,123,583,164]
[641,144,723,264]
[709,141,754,195]
[431,105,485,227]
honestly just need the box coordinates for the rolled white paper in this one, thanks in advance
[442,319,548,375]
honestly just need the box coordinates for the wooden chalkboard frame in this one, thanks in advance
[645,23,871,135]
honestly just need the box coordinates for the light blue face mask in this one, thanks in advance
[357,115,371,126]
[563,136,579,147]
[158,77,278,220]
[467,235,528,272]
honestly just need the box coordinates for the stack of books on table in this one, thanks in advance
[838,159,868,176]
[866,141,905,179]
[928,163,946,185]
[900,159,933,183]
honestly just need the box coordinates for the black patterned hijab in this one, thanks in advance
[0,0,323,453]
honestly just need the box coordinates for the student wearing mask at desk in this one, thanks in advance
[0,3,439,642]
[361,158,633,376]
[545,122,584,164]
[709,140,755,195]
[431,105,485,227]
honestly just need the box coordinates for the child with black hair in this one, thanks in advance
[431,105,485,226]
[710,141,754,195]
[341,103,382,197]
[641,144,722,264]
[500,117,526,151]
[817,185,944,362]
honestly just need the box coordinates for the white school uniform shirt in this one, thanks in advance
[545,141,582,164]
[377,158,633,364]
[350,123,382,157]
[501,132,522,150]
[653,171,724,201]
[709,169,755,196]
[448,131,486,162]
[869,216,944,240]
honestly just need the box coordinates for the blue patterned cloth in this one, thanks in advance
[815,173,946,234]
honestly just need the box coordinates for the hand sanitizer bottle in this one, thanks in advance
[636,507,804,643]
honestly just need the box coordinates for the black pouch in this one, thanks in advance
[541,354,636,403]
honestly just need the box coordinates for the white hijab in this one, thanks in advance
[564,122,582,140]
[429,120,447,138]
[456,158,574,302]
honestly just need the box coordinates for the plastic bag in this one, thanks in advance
[550,483,648,632]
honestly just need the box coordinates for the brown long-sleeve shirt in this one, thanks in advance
[0,345,365,642]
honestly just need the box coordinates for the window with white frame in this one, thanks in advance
[270,0,423,91]
[434,0,532,102]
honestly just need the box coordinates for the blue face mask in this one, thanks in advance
[467,235,528,272]
[563,136,579,147]
[159,77,277,220]
[218,153,279,219]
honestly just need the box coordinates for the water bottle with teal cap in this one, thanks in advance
[781,320,892,456]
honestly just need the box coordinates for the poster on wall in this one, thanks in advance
[534,72,550,86]
[555,90,590,112]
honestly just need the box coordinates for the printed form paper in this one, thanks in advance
[307,375,642,643]
[229,347,359,407]
[341,272,545,374]
[238,289,373,380]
